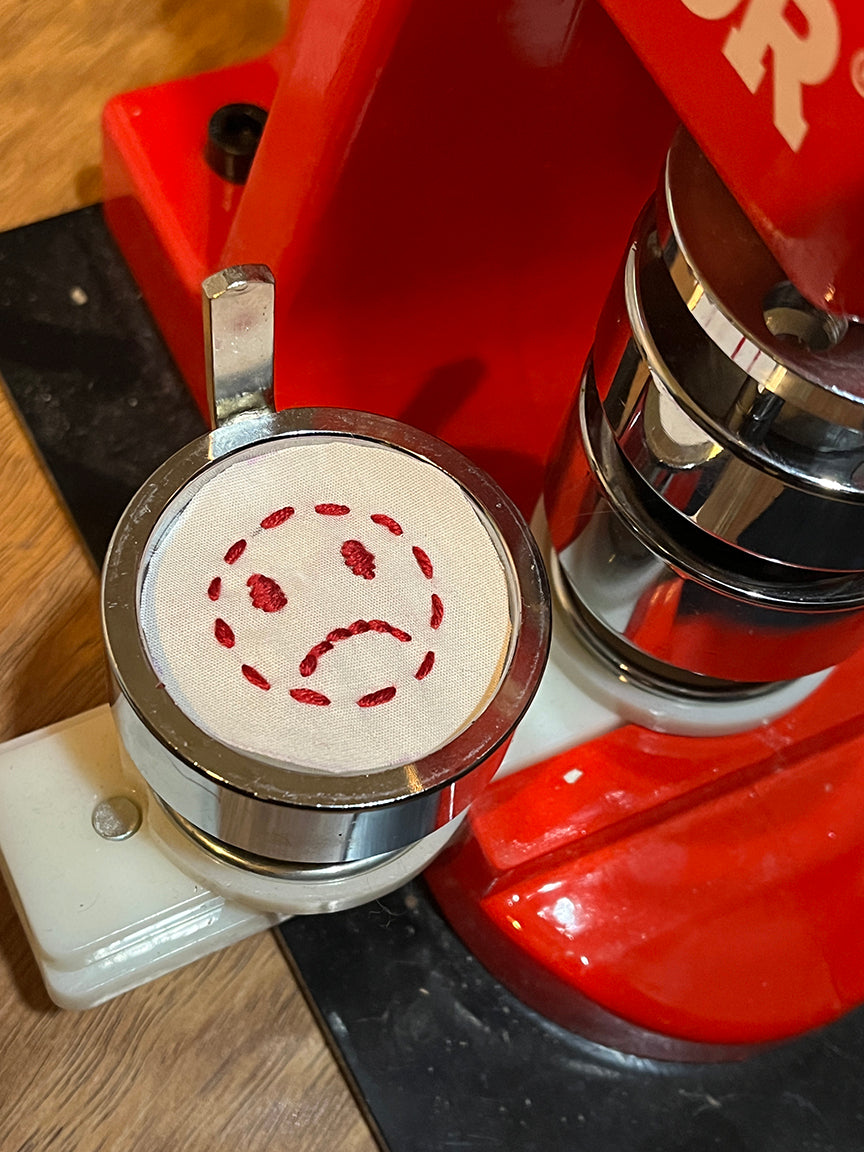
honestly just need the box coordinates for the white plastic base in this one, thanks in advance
[0,707,460,1009]
[0,707,283,1009]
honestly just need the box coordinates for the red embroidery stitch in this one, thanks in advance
[224,539,247,565]
[370,513,403,536]
[358,686,397,708]
[247,573,287,612]
[315,503,350,516]
[326,627,352,643]
[207,577,221,602]
[242,664,270,690]
[415,651,435,680]
[430,593,444,629]
[214,618,235,648]
[290,688,331,707]
[412,546,433,579]
[261,506,294,529]
[341,539,376,579]
[300,640,334,678]
[367,621,411,642]
[301,620,411,677]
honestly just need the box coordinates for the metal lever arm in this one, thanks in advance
[202,264,275,429]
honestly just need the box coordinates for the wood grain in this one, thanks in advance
[0,0,288,234]
[0,3,376,1148]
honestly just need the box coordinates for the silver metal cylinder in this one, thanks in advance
[103,407,549,867]
[545,129,864,694]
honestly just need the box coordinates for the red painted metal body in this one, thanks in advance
[428,650,864,1050]
[103,0,864,1050]
[601,0,864,319]
[103,0,676,514]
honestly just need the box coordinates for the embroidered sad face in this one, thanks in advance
[140,439,512,774]
[208,502,442,706]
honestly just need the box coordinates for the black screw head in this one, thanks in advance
[205,103,269,185]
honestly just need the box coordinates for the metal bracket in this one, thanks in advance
[202,264,275,429]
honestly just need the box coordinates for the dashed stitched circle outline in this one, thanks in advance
[206,502,444,708]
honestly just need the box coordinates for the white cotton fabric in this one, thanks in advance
[139,439,512,774]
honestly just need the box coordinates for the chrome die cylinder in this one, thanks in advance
[103,407,549,870]
[545,130,864,695]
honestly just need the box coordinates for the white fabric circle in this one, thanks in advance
[139,438,512,774]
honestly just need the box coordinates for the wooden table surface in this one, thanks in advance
[0,4,376,1149]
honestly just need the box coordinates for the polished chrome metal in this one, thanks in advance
[103,407,550,865]
[596,134,864,572]
[159,799,409,882]
[548,544,780,703]
[202,265,275,429]
[549,374,864,686]
[92,796,142,841]
[545,128,864,691]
